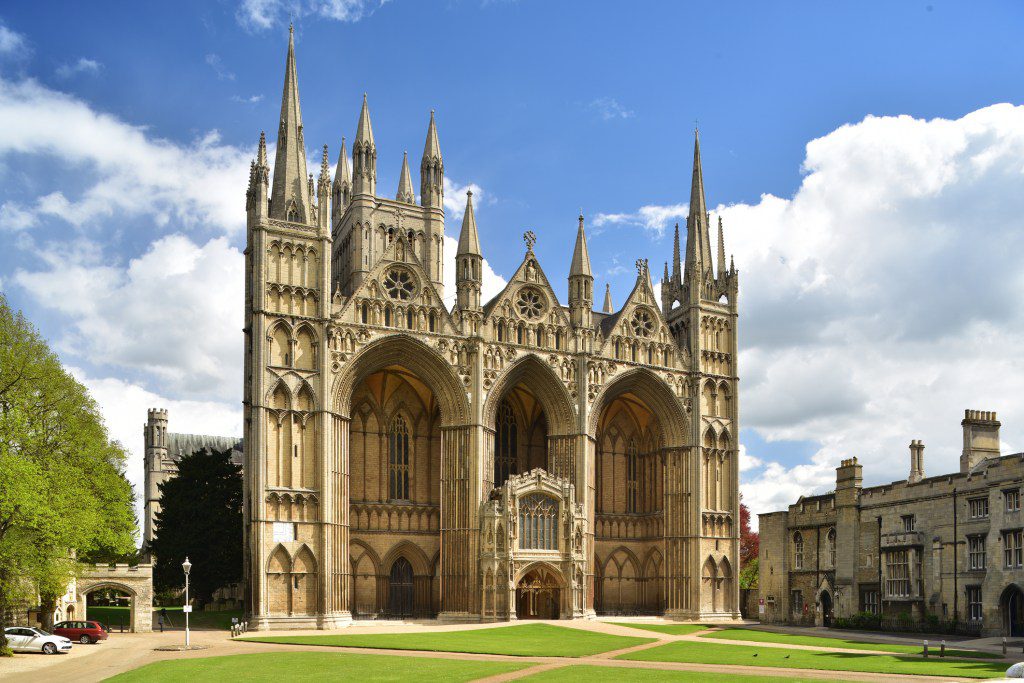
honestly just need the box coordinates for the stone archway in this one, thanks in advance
[1002,585,1024,637]
[76,563,153,633]
[515,563,565,620]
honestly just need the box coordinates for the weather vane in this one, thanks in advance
[523,231,537,251]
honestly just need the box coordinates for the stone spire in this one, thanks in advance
[457,190,481,256]
[568,212,594,330]
[420,110,444,209]
[246,131,270,220]
[316,144,331,231]
[603,283,613,313]
[683,129,714,287]
[332,136,351,219]
[269,24,310,223]
[569,212,593,278]
[455,191,483,318]
[396,151,415,204]
[717,215,726,279]
[672,222,681,285]
[352,94,377,196]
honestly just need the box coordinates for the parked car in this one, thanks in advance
[52,620,109,644]
[3,627,73,654]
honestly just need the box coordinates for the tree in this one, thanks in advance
[150,447,242,607]
[0,295,136,655]
[740,499,759,568]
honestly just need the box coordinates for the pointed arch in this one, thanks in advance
[267,544,291,573]
[293,323,318,370]
[295,382,316,412]
[380,539,431,577]
[588,367,689,448]
[268,320,291,367]
[292,544,317,574]
[482,353,575,436]
[267,381,290,411]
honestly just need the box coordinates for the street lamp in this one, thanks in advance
[182,557,192,648]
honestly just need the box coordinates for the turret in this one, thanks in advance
[568,212,594,329]
[420,110,443,209]
[455,191,483,329]
[396,151,415,204]
[269,25,311,224]
[331,137,351,222]
[143,408,169,547]
[317,144,331,233]
[352,94,376,197]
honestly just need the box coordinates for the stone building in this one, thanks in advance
[242,28,741,629]
[759,410,1024,637]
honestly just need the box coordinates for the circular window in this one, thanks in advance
[630,309,655,337]
[383,268,415,300]
[516,288,545,320]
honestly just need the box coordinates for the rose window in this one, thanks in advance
[630,309,654,337]
[516,288,544,320]
[383,269,415,300]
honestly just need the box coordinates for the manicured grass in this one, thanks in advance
[242,623,654,657]
[86,605,243,631]
[105,651,528,682]
[618,640,1008,679]
[524,664,828,682]
[701,627,1000,659]
[609,622,709,636]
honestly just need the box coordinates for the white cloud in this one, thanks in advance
[56,57,101,79]
[0,76,251,234]
[76,370,241,533]
[594,203,687,238]
[232,94,265,105]
[15,235,244,403]
[205,53,236,81]
[237,0,385,31]
[443,176,485,219]
[440,179,507,307]
[588,97,634,121]
[0,23,26,55]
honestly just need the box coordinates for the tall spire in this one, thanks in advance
[569,212,592,277]
[716,215,726,278]
[334,137,350,185]
[684,129,714,282]
[457,190,481,256]
[672,222,681,284]
[352,94,377,196]
[332,137,352,219]
[420,110,444,209]
[269,24,310,222]
[396,151,415,204]
[603,283,614,313]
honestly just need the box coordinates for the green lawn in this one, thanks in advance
[609,622,708,636]
[104,652,528,682]
[242,623,654,657]
[618,640,1008,679]
[524,665,830,682]
[701,628,1000,659]
[85,605,242,630]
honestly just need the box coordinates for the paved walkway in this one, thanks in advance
[0,619,1013,683]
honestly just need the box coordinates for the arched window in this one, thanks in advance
[827,528,836,567]
[388,416,410,500]
[384,307,392,327]
[626,439,639,513]
[428,311,436,332]
[495,401,517,486]
[497,322,504,342]
[406,309,413,329]
[360,302,368,324]
[518,494,558,550]
[793,531,804,570]
[517,324,524,345]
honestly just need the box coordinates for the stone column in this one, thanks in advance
[664,446,694,616]
[439,425,474,619]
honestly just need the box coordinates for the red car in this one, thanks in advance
[52,620,108,644]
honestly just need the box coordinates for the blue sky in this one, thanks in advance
[2,1,1024,521]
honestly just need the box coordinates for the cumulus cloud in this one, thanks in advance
[443,176,486,219]
[237,0,385,31]
[205,53,236,81]
[0,23,26,55]
[0,77,251,234]
[594,203,687,238]
[56,57,101,79]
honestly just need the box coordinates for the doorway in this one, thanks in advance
[388,557,414,618]
[1003,585,1024,637]
[516,567,561,620]
[820,590,833,628]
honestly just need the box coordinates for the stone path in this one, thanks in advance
[0,619,1010,683]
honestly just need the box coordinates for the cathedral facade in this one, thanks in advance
[243,29,741,628]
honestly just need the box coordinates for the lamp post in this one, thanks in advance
[182,557,192,648]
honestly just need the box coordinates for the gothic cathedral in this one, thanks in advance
[243,28,741,628]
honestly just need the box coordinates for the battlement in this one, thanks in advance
[147,408,168,422]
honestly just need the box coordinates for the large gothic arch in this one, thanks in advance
[333,334,470,426]
[483,353,575,436]
[589,367,689,448]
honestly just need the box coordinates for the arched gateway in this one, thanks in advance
[75,564,153,633]
[242,26,742,629]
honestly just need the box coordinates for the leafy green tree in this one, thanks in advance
[0,295,136,655]
[150,447,242,608]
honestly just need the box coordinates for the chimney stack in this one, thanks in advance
[908,440,925,484]
[961,409,1001,473]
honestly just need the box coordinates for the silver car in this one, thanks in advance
[3,626,73,654]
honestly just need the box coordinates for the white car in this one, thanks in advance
[4,626,73,654]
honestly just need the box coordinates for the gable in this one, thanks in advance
[483,249,572,345]
[597,271,678,366]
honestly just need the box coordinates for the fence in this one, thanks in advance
[833,611,984,637]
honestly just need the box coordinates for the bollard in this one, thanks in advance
[940,640,945,658]
[923,640,929,658]
[1003,637,1007,656]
